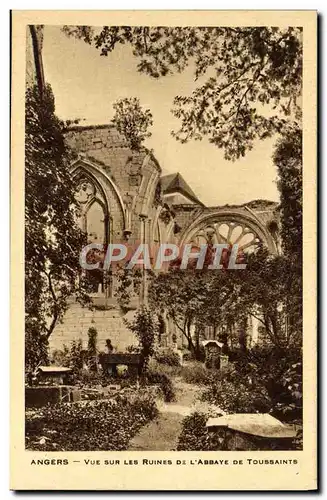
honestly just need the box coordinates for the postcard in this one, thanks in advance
[11,10,317,490]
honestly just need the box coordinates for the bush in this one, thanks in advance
[181,350,193,362]
[154,347,180,366]
[229,346,302,420]
[124,306,159,375]
[26,393,158,451]
[50,346,70,366]
[177,412,222,451]
[202,379,272,414]
[148,358,182,378]
[73,369,105,387]
[147,369,175,402]
[181,362,218,385]
[273,361,302,421]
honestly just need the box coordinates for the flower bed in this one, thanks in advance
[26,393,158,451]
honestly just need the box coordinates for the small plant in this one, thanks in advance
[50,345,70,366]
[74,368,105,388]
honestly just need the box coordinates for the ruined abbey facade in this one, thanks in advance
[26,26,279,354]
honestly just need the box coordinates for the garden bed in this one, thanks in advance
[26,392,158,451]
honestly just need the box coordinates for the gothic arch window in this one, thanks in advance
[74,176,110,294]
[75,178,109,245]
[183,213,276,255]
[190,221,262,254]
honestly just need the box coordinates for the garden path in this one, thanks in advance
[128,379,204,451]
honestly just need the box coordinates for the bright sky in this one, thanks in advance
[42,25,280,206]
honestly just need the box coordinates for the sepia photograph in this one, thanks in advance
[24,22,304,454]
[9,10,317,490]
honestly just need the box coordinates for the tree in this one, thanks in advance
[25,83,91,370]
[149,268,203,357]
[124,306,159,376]
[273,124,302,257]
[112,97,153,150]
[271,125,303,342]
[148,245,246,358]
[231,249,302,349]
[64,26,302,160]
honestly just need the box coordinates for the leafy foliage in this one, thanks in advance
[64,26,302,160]
[68,339,84,373]
[26,393,158,451]
[146,369,175,402]
[115,266,142,310]
[180,362,218,386]
[124,306,159,375]
[177,412,222,451]
[112,97,153,150]
[231,249,302,348]
[202,379,272,414]
[273,125,302,256]
[204,346,302,420]
[273,126,302,339]
[50,345,70,366]
[87,327,98,372]
[73,368,105,388]
[154,347,180,366]
[25,83,91,370]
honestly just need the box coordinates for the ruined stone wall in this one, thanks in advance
[65,125,161,245]
[49,302,138,353]
[50,125,162,354]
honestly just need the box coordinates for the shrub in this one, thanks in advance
[147,369,175,402]
[201,379,272,414]
[181,362,218,386]
[74,368,105,387]
[229,346,302,420]
[181,350,192,362]
[87,327,98,372]
[26,393,158,451]
[154,347,180,366]
[125,306,159,375]
[148,358,182,378]
[273,361,302,421]
[69,339,84,373]
[50,345,70,367]
[177,412,222,451]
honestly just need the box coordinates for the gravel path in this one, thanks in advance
[128,380,204,451]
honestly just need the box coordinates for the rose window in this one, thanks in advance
[190,221,263,254]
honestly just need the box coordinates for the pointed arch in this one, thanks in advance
[70,157,126,227]
[179,210,277,255]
